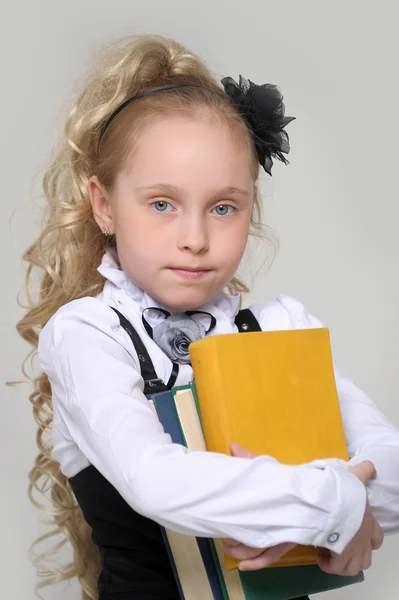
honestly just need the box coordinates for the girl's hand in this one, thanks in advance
[228,443,384,574]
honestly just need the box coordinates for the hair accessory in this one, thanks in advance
[142,307,216,365]
[96,75,295,175]
[101,226,111,235]
[221,75,296,175]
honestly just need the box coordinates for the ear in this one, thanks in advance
[88,176,114,234]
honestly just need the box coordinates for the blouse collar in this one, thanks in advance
[97,250,241,322]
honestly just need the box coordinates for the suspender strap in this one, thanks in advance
[234,307,262,332]
[110,307,179,394]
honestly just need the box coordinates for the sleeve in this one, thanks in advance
[264,294,399,535]
[38,296,369,553]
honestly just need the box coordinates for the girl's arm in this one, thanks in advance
[254,294,399,534]
[335,370,399,533]
[39,296,367,553]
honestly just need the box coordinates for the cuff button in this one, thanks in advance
[328,532,340,544]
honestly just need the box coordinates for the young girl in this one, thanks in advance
[17,34,399,600]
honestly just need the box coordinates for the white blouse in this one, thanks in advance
[38,250,399,555]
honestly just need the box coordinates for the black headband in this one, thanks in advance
[96,83,201,157]
[96,75,295,175]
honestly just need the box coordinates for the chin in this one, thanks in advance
[160,289,213,312]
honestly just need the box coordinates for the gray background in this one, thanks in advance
[2,1,398,598]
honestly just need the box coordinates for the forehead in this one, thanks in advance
[119,115,254,190]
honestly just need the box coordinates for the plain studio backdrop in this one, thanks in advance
[2,1,398,598]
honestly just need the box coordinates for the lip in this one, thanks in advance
[169,267,211,280]
[172,267,210,272]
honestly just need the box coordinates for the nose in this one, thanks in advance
[177,215,209,254]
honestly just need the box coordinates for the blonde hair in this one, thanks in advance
[15,33,276,599]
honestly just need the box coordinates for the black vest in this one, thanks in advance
[68,308,308,600]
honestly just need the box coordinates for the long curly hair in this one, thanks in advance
[14,33,277,599]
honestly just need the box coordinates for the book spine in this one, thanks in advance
[147,399,185,600]
[189,345,232,456]
[150,392,223,600]
[173,388,246,600]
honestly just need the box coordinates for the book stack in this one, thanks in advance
[147,326,364,599]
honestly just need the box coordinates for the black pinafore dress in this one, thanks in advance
[68,307,309,600]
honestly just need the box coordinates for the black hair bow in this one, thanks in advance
[221,75,296,175]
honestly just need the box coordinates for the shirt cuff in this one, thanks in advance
[312,466,368,554]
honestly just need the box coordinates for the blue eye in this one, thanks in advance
[151,200,173,213]
[213,204,234,216]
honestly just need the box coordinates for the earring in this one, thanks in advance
[101,226,111,236]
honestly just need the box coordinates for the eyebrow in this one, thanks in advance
[135,183,250,197]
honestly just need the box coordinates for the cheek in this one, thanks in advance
[218,217,250,257]
[115,207,155,249]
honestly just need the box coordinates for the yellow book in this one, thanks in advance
[189,327,349,570]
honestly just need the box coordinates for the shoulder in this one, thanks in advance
[39,296,118,345]
[38,296,139,373]
[247,294,325,331]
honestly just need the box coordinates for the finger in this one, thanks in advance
[239,554,276,571]
[340,564,362,577]
[361,546,372,571]
[224,545,265,561]
[340,554,367,577]
[230,442,257,459]
[316,552,348,575]
[348,461,376,484]
[316,547,330,561]
[223,538,242,547]
[239,543,296,571]
[316,553,334,574]
[371,523,384,550]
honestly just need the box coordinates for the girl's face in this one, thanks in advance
[89,115,256,311]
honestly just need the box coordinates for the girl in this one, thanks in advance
[17,34,399,600]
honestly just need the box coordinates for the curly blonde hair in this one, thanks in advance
[15,33,276,599]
